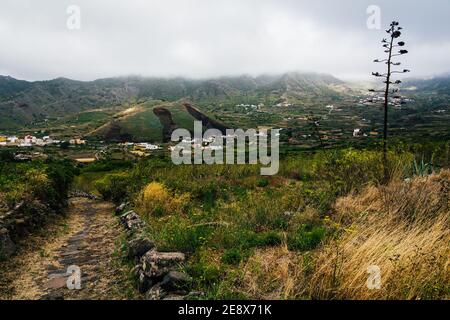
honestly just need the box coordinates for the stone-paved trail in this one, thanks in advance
[0,198,138,300]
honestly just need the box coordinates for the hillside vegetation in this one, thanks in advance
[0,155,76,259]
[77,142,449,299]
[0,72,347,130]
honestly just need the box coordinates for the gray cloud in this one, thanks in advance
[0,0,449,81]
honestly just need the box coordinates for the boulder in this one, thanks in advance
[133,265,153,293]
[145,284,166,300]
[127,235,155,259]
[160,271,192,291]
[141,250,186,279]
[120,210,145,231]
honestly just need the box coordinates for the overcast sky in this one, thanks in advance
[0,0,449,81]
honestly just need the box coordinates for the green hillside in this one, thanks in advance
[0,73,349,130]
[89,101,214,142]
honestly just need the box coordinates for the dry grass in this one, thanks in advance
[216,171,449,300]
[236,244,307,300]
[309,170,450,300]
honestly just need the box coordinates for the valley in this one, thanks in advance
[1,72,449,151]
[1,72,449,301]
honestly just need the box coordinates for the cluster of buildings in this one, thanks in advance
[235,103,264,110]
[68,138,86,145]
[358,94,414,108]
[133,143,161,151]
[353,129,380,138]
[0,134,86,147]
[0,135,60,147]
[119,142,161,151]
[168,137,222,153]
[168,129,282,153]
[273,102,294,108]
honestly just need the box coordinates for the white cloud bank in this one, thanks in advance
[0,0,449,81]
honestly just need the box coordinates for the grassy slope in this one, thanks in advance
[82,142,449,299]
[88,101,207,142]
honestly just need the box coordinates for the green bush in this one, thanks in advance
[244,231,283,248]
[288,225,327,251]
[0,160,76,210]
[221,248,243,265]
[95,172,130,203]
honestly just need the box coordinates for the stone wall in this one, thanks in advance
[117,204,202,300]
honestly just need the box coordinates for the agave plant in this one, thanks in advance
[412,156,434,177]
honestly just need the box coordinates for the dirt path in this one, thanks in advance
[0,198,139,300]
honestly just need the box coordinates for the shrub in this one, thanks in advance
[245,231,283,248]
[135,182,190,219]
[256,178,269,188]
[95,172,130,203]
[287,225,327,251]
[221,248,243,265]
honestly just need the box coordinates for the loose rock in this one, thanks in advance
[120,210,145,232]
[146,284,166,300]
[127,235,155,259]
[160,271,192,291]
[141,250,186,279]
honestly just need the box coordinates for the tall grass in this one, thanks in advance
[309,170,450,300]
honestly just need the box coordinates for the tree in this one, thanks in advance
[370,21,410,181]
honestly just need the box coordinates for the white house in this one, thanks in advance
[136,143,160,150]
[353,129,363,137]
[7,136,19,144]
[24,135,37,144]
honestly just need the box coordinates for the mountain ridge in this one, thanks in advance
[0,72,347,130]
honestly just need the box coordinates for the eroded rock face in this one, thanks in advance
[141,250,186,279]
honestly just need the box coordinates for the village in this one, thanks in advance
[0,134,88,147]
[0,114,385,163]
[358,93,414,108]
